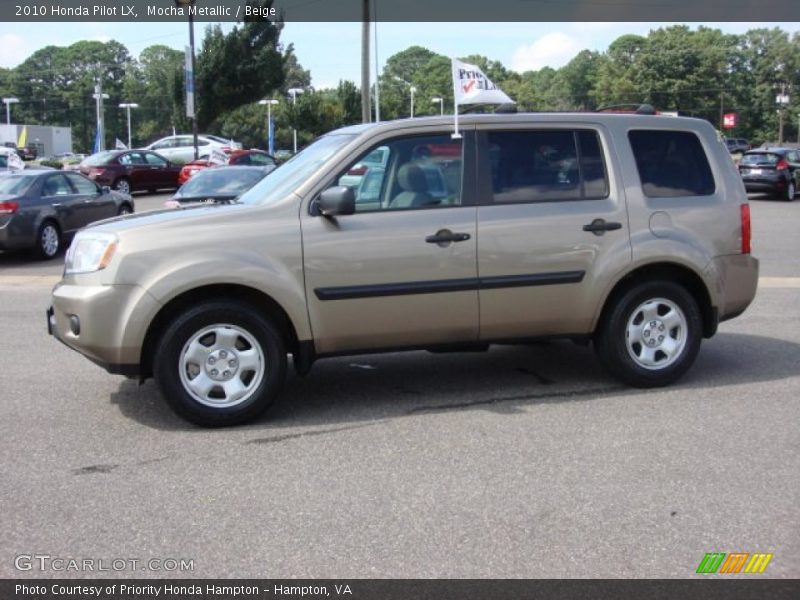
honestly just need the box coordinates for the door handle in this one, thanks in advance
[582,218,622,236]
[425,230,471,245]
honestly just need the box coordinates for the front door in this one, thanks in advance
[301,131,479,354]
[475,126,632,339]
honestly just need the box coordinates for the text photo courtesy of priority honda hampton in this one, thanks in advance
[48,112,758,426]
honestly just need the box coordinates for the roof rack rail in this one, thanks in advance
[596,103,657,115]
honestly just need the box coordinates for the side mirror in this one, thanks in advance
[101,185,111,194]
[318,186,355,217]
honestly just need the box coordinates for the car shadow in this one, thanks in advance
[109,331,800,433]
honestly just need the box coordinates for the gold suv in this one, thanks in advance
[48,113,759,426]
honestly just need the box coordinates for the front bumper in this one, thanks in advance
[47,282,162,377]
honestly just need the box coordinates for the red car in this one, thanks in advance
[79,150,181,195]
[177,149,277,185]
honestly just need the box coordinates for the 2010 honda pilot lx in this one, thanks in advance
[47,113,759,426]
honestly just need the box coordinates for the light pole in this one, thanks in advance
[3,97,19,125]
[119,102,138,149]
[175,0,199,160]
[393,77,416,118]
[258,99,279,155]
[92,85,109,152]
[288,87,304,154]
[431,97,444,116]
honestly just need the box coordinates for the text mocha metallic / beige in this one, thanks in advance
[48,113,758,426]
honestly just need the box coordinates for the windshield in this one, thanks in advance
[238,133,357,206]
[83,151,119,166]
[741,153,779,166]
[0,174,35,195]
[179,168,267,197]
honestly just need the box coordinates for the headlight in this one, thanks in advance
[64,231,118,275]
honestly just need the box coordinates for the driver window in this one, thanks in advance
[335,134,462,212]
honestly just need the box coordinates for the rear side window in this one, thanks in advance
[487,130,608,203]
[629,130,715,197]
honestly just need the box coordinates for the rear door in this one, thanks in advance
[475,126,631,339]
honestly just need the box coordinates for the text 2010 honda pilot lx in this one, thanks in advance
[48,113,759,426]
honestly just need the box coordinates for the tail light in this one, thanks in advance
[88,167,106,178]
[776,159,789,171]
[346,165,368,177]
[0,201,19,214]
[740,203,751,254]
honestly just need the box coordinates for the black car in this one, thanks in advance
[738,148,799,201]
[168,165,273,207]
[0,170,134,259]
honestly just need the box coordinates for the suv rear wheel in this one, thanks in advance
[594,281,702,388]
[153,301,287,426]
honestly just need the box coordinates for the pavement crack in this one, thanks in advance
[246,423,375,445]
[72,464,119,475]
[408,385,625,415]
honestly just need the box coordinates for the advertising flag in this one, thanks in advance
[268,115,275,156]
[208,147,229,165]
[451,58,514,106]
[16,125,27,148]
[115,138,127,150]
[92,129,101,155]
[7,150,24,171]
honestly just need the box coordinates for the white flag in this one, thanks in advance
[208,147,229,165]
[452,58,514,106]
[7,150,24,171]
[115,138,127,150]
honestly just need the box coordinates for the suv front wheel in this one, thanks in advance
[154,301,287,426]
[594,281,702,388]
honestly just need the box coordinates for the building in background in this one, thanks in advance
[0,124,72,158]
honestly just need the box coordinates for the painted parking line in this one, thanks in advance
[0,275,799,288]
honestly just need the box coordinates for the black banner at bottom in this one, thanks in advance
[3,579,800,600]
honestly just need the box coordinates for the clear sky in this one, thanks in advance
[1,21,798,90]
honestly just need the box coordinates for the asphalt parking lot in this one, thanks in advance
[1,193,798,578]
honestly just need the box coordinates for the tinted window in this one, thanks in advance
[629,130,715,197]
[84,151,118,166]
[487,130,607,203]
[741,153,779,166]
[65,173,99,195]
[336,134,462,212]
[144,152,167,167]
[42,174,73,196]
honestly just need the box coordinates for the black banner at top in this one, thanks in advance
[1,0,799,23]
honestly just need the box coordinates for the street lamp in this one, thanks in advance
[175,0,199,160]
[3,97,19,125]
[258,99,279,155]
[92,86,110,152]
[287,87,304,154]
[119,102,139,149]
[393,77,416,118]
[431,96,444,116]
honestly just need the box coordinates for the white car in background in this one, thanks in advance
[143,134,242,164]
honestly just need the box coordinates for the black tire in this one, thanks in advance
[783,180,796,202]
[117,203,133,216]
[594,280,702,388]
[153,301,287,427]
[35,220,61,259]
[113,177,131,195]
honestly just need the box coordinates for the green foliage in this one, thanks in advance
[38,159,63,169]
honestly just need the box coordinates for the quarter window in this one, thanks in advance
[486,130,608,203]
[628,130,715,197]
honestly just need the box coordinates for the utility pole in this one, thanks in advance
[719,91,724,132]
[777,83,788,145]
[92,76,109,153]
[360,0,370,123]
[373,0,380,122]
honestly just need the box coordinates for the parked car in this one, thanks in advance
[143,134,242,164]
[177,150,277,185]
[0,170,133,259]
[168,165,273,207]
[78,150,181,195]
[725,138,751,154]
[338,145,389,189]
[48,112,758,426]
[738,147,799,201]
